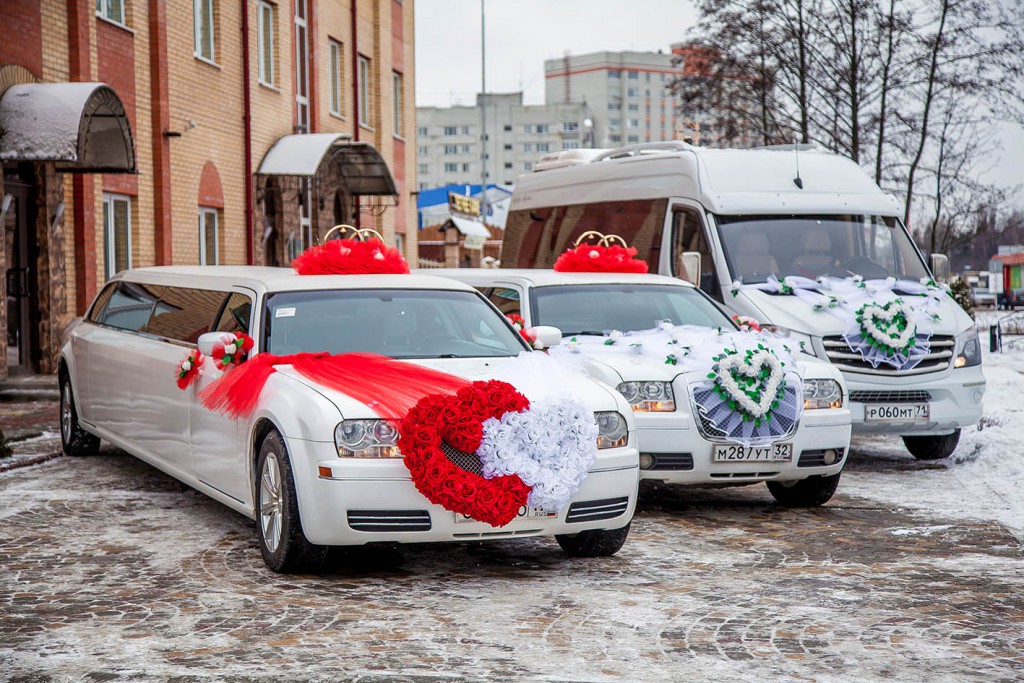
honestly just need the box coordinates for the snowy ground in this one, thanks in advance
[842,311,1024,542]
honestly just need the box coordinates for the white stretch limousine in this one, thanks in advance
[58,266,640,571]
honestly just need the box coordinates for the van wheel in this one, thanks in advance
[902,430,960,460]
[767,473,841,507]
[59,374,99,457]
[556,523,630,557]
[256,431,327,572]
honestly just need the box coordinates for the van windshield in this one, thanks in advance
[715,214,929,284]
[264,289,527,359]
[532,284,732,335]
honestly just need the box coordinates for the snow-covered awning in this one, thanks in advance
[0,83,136,173]
[447,216,491,239]
[256,133,397,196]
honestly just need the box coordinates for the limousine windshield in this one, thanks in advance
[264,289,528,359]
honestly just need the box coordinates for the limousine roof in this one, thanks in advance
[118,266,477,293]
[424,268,696,289]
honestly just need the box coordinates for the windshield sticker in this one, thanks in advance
[275,307,296,318]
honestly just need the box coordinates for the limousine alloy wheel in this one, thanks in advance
[59,373,99,457]
[255,431,327,572]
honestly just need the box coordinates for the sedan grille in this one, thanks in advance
[347,510,432,533]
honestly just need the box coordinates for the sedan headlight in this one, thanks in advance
[803,379,843,409]
[595,411,628,449]
[616,381,676,412]
[954,331,982,368]
[334,419,402,458]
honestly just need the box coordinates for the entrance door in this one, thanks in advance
[4,179,38,375]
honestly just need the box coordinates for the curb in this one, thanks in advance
[0,452,61,473]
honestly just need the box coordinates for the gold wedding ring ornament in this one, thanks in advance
[321,224,386,244]
[573,231,628,248]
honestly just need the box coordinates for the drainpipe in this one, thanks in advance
[242,0,254,264]
[351,0,360,228]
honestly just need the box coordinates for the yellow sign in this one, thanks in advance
[448,192,481,217]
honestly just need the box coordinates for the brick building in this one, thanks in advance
[0,0,416,379]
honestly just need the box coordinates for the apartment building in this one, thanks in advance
[0,0,415,378]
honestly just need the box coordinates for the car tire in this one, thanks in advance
[59,373,100,457]
[255,431,328,573]
[766,473,841,507]
[902,429,961,460]
[556,523,630,557]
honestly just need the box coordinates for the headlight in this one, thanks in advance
[616,381,676,412]
[594,411,628,449]
[803,379,843,409]
[762,325,815,355]
[334,419,402,458]
[954,331,982,368]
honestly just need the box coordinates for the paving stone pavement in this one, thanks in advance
[1,431,1022,683]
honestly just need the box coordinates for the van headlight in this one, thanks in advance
[616,381,676,412]
[954,331,982,368]
[334,419,402,458]
[595,411,628,449]
[803,379,843,409]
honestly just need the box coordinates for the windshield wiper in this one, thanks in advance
[560,330,606,337]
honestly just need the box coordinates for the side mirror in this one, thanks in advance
[930,253,950,283]
[678,251,701,285]
[197,331,224,357]
[527,325,563,349]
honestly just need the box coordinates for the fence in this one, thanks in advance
[989,312,1024,352]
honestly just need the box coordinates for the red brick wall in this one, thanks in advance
[0,3,42,77]
[198,162,225,208]
[98,20,138,197]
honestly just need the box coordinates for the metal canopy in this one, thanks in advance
[256,133,397,196]
[0,82,137,173]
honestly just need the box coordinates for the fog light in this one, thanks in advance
[973,390,984,402]
[822,449,838,465]
[639,453,655,470]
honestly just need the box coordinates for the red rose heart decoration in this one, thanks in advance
[399,380,533,527]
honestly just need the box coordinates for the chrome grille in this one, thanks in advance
[440,441,484,475]
[566,497,629,523]
[823,335,954,375]
[849,390,932,403]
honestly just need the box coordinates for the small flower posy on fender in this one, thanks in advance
[211,332,254,369]
[175,350,204,390]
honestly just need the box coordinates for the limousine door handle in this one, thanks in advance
[5,267,30,298]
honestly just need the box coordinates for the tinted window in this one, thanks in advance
[215,292,253,335]
[480,286,522,316]
[532,284,731,335]
[97,282,162,332]
[86,283,118,323]
[144,287,226,343]
[264,289,527,359]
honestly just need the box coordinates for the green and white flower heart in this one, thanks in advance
[857,299,916,353]
[709,347,786,423]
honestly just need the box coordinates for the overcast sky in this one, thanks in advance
[413,0,1023,197]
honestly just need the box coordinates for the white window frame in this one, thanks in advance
[294,0,310,131]
[257,1,276,86]
[96,0,126,26]
[193,0,216,63]
[329,39,343,116]
[358,54,372,127]
[102,193,132,280]
[392,71,403,137]
[199,207,219,265]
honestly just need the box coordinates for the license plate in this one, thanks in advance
[713,442,793,462]
[454,505,557,524]
[864,403,930,422]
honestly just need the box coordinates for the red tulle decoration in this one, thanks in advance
[553,243,649,274]
[505,313,537,346]
[199,352,470,420]
[175,350,204,390]
[399,381,533,527]
[292,238,410,276]
[210,332,254,369]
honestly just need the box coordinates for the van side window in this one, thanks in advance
[98,282,162,332]
[480,286,522,317]
[672,208,720,301]
[215,292,253,335]
[145,287,227,343]
[86,283,118,323]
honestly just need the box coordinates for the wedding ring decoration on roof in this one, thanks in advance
[553,231,649,274]
[198,351,599,527]
[292,223,410,275]
[552,322,803,446]
[734,275,946,371]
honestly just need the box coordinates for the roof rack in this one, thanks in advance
[592,140,693,162]
[532,148,610,172]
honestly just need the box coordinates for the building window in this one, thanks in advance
[503,162,513,169]
[536,143,550,152]
[102,193,132,280]
[524,162,533,170]
[462,163,471,172]
[257,2,276,86]
[503,143,512,151]
[417,145,427,155]
[418,163,428,174]
[608,69,621,78]
[294,0,310,130]
[627,135,639,143]
[460,144,471,153]
[392,71,404,136]
[609,134,621,142]
[460,126,470,134]
[503,124,512,132]
[443,126,457,136]
[628,103,640,112]
[609,118,621,127]
[358,54,372,127]
[523,143,532,152]
[627,88,639,98]
[628,119,639,128]
[328,39,344,115]
[562,122,579,132]
[628,70,639,79]
[608,103,621,111]
[193,0,216,63]
[418,126,428,136]
[444,163,458,173]
[199,208,219,265]
[443,144,457,154]
[96,0,126,25]
[563,141,580,150]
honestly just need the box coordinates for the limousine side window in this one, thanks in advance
[145,287,228,343]
[214,292,253,335]
[94,281,163,331]
[86,283,118,323]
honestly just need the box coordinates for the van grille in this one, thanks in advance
[822,335,954,376]
[849,390,932,403]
